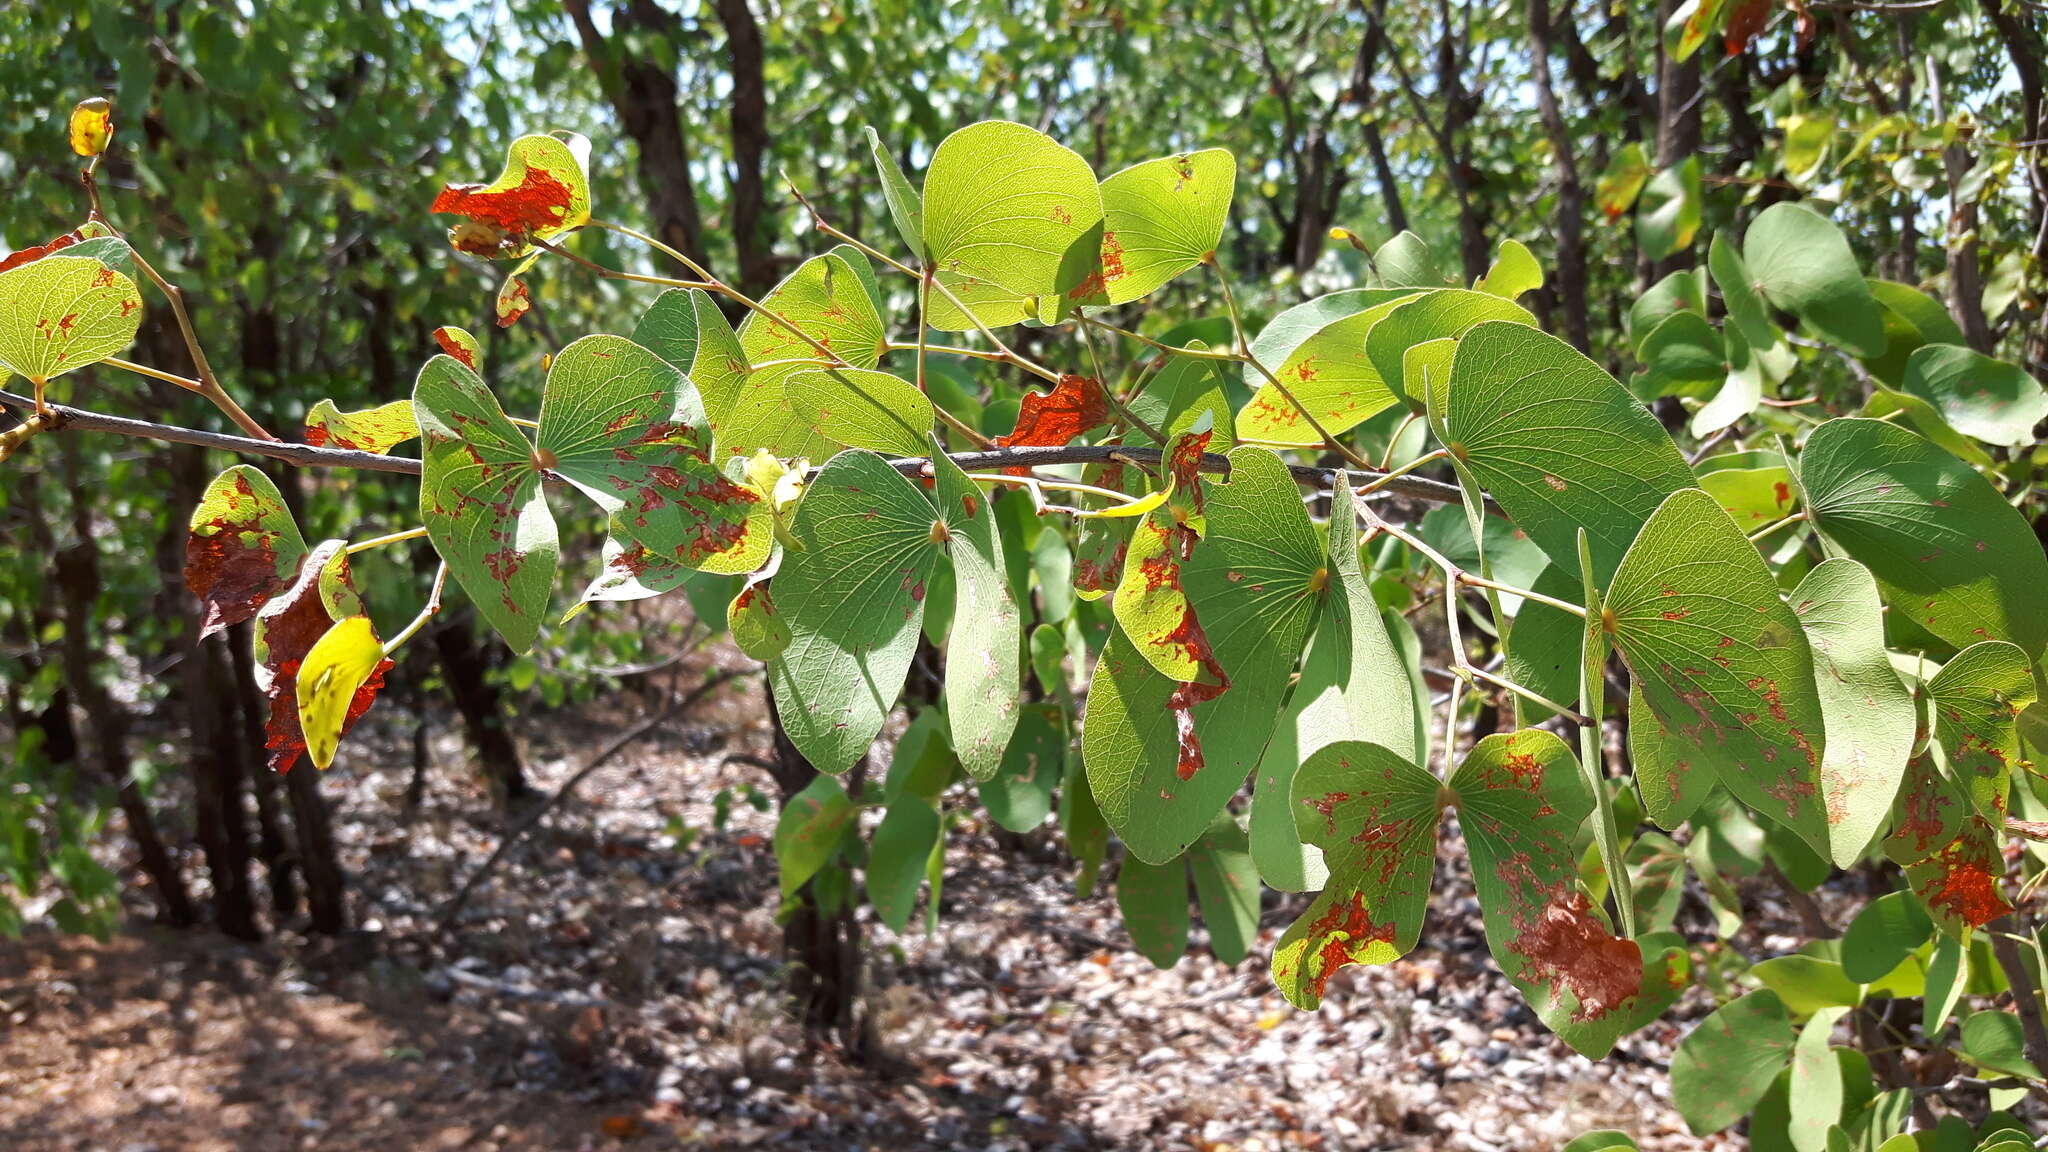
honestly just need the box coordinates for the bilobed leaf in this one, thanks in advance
[1690,328,1762,436]
[1086,149,1234,305]
[1841,890,1933,983]
[1671,990,1797,1135]
[1061,746,1111,897]
[1373,232,1444,287]
[1246,289,1417,386]
[296,615,386,770]
[766,450,939,773]
[1709,230,1779,354]
[1271,741,1439,1009]
[432,325,482,371]
[0,254,143,384]
[980,704,1061,831]
[921,120,1103,300]
[1696,451,1800,528]
[1628,268,1707,355]
[867,795,940,934]
[1788,1006,1851,1152]
[1188,813,1259,965]
[1118,852,1191,968]
[865,126,925,260]
[1798,418,2048,662]
[923,271,1038,332]
[1631,680,1714,828]
[682,289,749,431]
[1883,758,2011,935]
[1781,112,1836,183]
[1085,447,1322,863]
[1636,156,1702,260]
[1455,729,1666,1056]
[727,578,790,659]
[1475,239,1543,300]
[725,252,887,461]
[1252,476,1417,891]
[1127,342,1235,443]
[252,541,388,773]
[774,774,854,897]
[1792,559,1918,866]
[432,132,591,259]
[1443,322,1693,582]
[1960,1010,2042,1081]
[304,398,418,454]
[1743,204,1887,358]
[1238,293,1415,444]
[1665,0,1728,62]
[1632,311,1725,400]
[494,267,532,328]
[1607,489,1832,859]
[996,373,1109,450]
[630,289,700,379]
[1898,344,2047,448]
[1365,289,1537,405]
[933,443,1022,780]
[1863,280,1964,385]
[1112,433,1223,688]
[414,355,557,653]
[1596,142,1653,220]
[787,367,934,458]
[185,465,308,638]
[1928,641,2037,823]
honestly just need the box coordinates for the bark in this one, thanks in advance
[285,757,347,934]
[433,615,533,807]
[561,0,711,271]
[764,679,865,1053]
[1649,0,1702,279]
[1438,0,1489,281]
[715,0,775,296]
[230,620,299,919]
[1929,58,1996,352]
[184,633,259,940]
[1980,0,2048,362]
[1526,0,1591,352]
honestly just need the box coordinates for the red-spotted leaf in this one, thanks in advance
[1454,730,1667,1056]
[1929,641,2037,823]
[296,615,388,770]
[722,252,886,463]
[495,268,533,328]
[432,133,591,259]
[185,465,308,638]
[432,325,482,371]
[536,334,768,576]
[1883,757,2012,935]
[1271,741,1439,1009]
[1084,447,1322,863]
[1112,427,1224,689]
[253,540,390,773]
[303,398,418,454]
[766,450,941,772]
[414,354,558,653]
[1798,418,2048,663]
[921,120,1103,300]
[1792,559,1918,866]
[1596,143,1652,220]
[1607,489,1832,859]
[0,253,143,388]
[932,441,1021,781]
[1080,149,1235,307]
[997,373,1109,453]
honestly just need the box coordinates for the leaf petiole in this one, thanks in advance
[345,526,430,555]
[382,562,449,656]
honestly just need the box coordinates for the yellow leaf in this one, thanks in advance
[296,615,383,769]
[1072,479,1172,520]
[69,98,113,158]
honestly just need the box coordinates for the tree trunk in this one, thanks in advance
[286,758,348,935]
[763,679,864,1053]
[1526,0,1591,352]
[230,620,300,918]
[433,614,532,807]
[716,0,775,296]
[185,634,259,940]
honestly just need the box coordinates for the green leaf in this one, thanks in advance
[1443,322,1694,582]
[682,289,750,431]
[1085,447,1322,863]
[1272,741,1439,1008]
[1782,112,1837,183]
[1563,1134,1639,1152]
[1117,852,1190,968]
[1475,238,1543,299]
[867,795,940,934]
[1960,1010,2042,1080]
[1793,559,1918,866]
[1929,641,2038,823]
[1789,1006,1852,1152]
[1636,156,1703,261]
[414,355,557,653]
[864,126,925,261]
[1898,344,2048,448]
[980,703,1061,832]
[1754,955,1864,1017]
[774,774,854,897]
[1672,990,1797,1135]
[728,579,791,660]
[1743,204,1887,358]
[1239,291,1419,443]
[1061,746,1110,897]
[630,288,701,380]
[1373,231,1445,287]
[933,444,1022,780]
[1633,311,1726,400]
[1710,230,1779,354]
[1608,489,1831,858]
[1923,932,1970,1035]
[1696,451,1800,529]
[1799,418,2048,663]
[185,465,309,638]
[727,252,886,462]
[1863,280,1964,385]
[1596,142,1653,220]
[786,367,934,458]
[1502,566,1588,725]
[304,398,418,454]
[767,450,940,772]
[1842,890,1934,983]
[1127,342,1236,443]
[1188,813,1259,965]
[1089,149,1234,305]
[1252,477,1417,891]
[1631,680,1714,829]
[1629,268,1708,355]
[1455,729,1662,1055]
[1366,289,1537,406]
[0,254,143,384]
[884,707,958,803]
[1664,0,1728,62]
[922,120,1103,300]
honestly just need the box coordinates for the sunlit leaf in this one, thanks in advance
[1366,289,1536,406]
[1596,142,1653,220]
[724,252,886,462]
[933,442,1022,780]
[1238,293,1415,444]
[922,120,1103,300]
[787,367,934,458]
[1475,239,1543,299]
[296,615,386,770]
[432,133,591,259]
[1792,559,1917,866]
[864,126,925,261]
[1897,344,2047,448]
[1127,342,1235,444]
[68,97,113,157]
[1608,489,1831,859]
[1636,157,1702,260]
[0,254,143,386]
[185,465,308,639]
[303,398,418,454]
[1083,149,1234,306]
[431,325,482,371]
[414,354,557,653]
[253,540,388,773]
[1743,203,1886,358]
[1799,418,2048,662]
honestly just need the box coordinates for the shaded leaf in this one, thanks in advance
[1841,890,1933,983]
[1928,641,2037,823]
[1596,142,1653,219]
[867,796,940,934]
[1188,813,1259,965]
[1671,990,1797,1135]
[1793,559,1918,866]
[185,465,308,639]
[1744,203,1886,358]
[933,443,1022,780]
[1898,344,2047,448]
[1636,157,1702,260]
[774,774,854,897]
